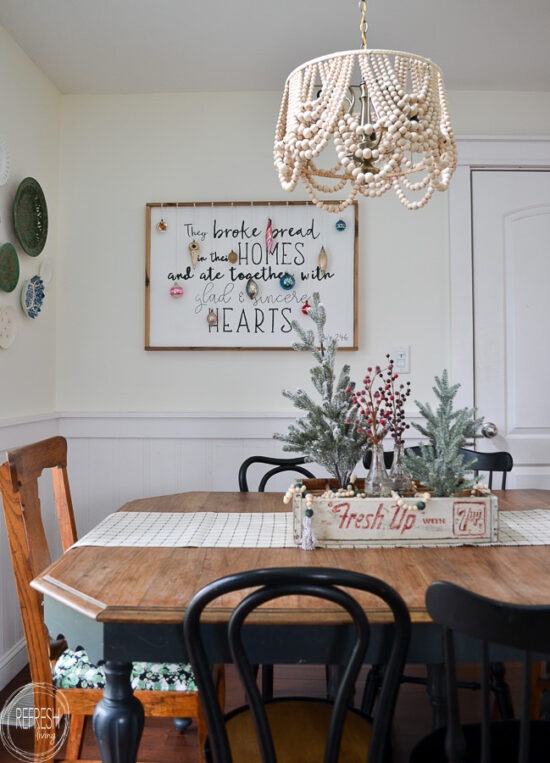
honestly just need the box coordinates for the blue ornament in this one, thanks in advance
[280,273,295,290]
[335,219,347,231]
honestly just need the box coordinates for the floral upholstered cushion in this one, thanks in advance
[52,647,197,691]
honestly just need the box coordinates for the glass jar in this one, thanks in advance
[364,441,393,497]
[389,440,414,495]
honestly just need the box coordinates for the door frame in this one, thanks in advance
[449,136,550,409]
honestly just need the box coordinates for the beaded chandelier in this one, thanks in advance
[273,1,457,212]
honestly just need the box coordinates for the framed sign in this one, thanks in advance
[145,201,358,350]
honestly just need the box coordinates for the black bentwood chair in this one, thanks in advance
[410,581,550,763]
[184,566,411,763]
[238,455,315,492]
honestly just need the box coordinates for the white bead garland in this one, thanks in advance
[390,490,432,512]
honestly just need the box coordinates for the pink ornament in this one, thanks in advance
[265,218,274,255]
[170,284,184,298]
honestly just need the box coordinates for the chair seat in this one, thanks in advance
[222,697,372,763]
[410,718,550,763]
[53,647,197,691]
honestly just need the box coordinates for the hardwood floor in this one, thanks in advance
[0,663,521,762]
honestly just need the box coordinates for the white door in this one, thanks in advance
[472,169,550,487]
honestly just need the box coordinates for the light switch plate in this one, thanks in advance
[391,345,410,373]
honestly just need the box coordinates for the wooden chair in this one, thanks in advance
[238,455,315,492]
[184,566,411,763]
[410,581,550,763]
[459,448,514,489]
[0,436,220,763]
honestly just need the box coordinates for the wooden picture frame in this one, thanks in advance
[145,201,358,350]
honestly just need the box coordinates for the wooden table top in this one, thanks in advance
[32,489,550,628]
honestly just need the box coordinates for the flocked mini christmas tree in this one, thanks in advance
[403,370,484,496]
[274,293,369,488]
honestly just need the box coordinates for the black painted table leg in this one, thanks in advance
[93,661,144,763]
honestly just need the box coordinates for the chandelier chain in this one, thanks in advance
[359,0,368,50]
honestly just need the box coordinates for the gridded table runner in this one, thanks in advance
[72,510,550,549]
[73,511,295,548]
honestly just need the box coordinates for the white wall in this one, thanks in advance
[0,27,60,687]
[0,26,59,420]
[54,89,550,415]
[56,92,450,413]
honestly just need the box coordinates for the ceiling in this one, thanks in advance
[0,0,549,95]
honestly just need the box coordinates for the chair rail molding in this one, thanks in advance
[449,134,550,409]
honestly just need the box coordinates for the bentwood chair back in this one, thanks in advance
[0,435,217,763]
[410,581,550,763]
[238,455,315,492]
[184,566,411,763]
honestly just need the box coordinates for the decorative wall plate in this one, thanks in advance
[0,305,16,348]
[0,243,20,292]
[13,177,48,256]
[20,275,45,318]
[0,136,10,186]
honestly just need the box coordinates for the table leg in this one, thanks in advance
[93,661,144,763]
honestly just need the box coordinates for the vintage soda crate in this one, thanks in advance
[293,492,498,547]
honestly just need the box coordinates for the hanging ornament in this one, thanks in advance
[156,218,168,232]
[188,240,200,269]
[318,246,328,273]
[206,309,218,326]
[170,284,184,298]
[228,250,238,264]
[246,278,258,299]
[280,272,295,291]
[301,300,311,315]
[335,219,347,232]
[265,218,274,255]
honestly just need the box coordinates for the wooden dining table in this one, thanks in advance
[32,488,550,763]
